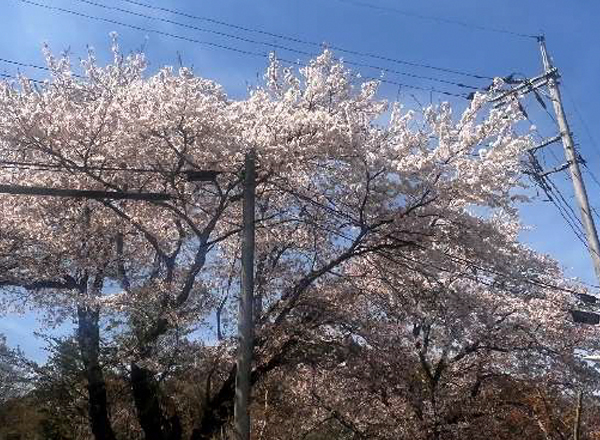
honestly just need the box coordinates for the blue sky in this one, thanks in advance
[1,0,600,361]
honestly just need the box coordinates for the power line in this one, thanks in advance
[520,99,564,170]
[8,0,473,99]
[524,88,573,184]
[544,187,587,245]
[0,72,44,84]
[583,165,600,191]
[67,0,480,91]
[528,154,590,253]
[538,165,588,241]
[0,57,86,80]
[525,81,600,250]
[545,178,588,244]
[544,173,585,229]
[592,205,600,229]
[0,57,50,72]
[562,83,600,163]
[114,0,495,81]
[16,0,267,58]
[373,77,467,99]
[72,0,314,55]
[0,111,591,295]
[581,164,600,227]
[332,0,539,40]
[405,242,592,297]
[540,172,600,265]
[0,53,471,100]
[2,164,593,298]
[530,87,560,129]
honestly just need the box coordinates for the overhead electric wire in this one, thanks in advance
[406,243,592,297]
[545,175,586,231]
[0,57,51,72]
[542,103,559,127]
[0,125,592,297]
[543,180,598,259]
[362,77,468,98]
[0,53,471,100]
[528,151,590,254]
[520,77,600,273]
[583,166,600,191]
[0,72,43,84]
[2,2,595,298]
[527,84,600,245]
[529,135,586,234]
[332,0,539,40]
[16,0,267,58]
[560,86,600,193]
[562,83,600,163]
[538,173,586,237]
[10,0,474,99]
[1,157,593,259]
[521,99,565,177]
[1,154,590,298]
[537,186,589,251]
[114,0,495,81]
[68,0,480,91]
[525,87,573,182]
[0,57,86,80]
[580,165,600,228]
[380,249,582,303]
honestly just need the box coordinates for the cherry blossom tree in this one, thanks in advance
[0,36,597,440]
[0,333,28,404]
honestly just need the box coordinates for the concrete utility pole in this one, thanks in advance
[234,149,256,440]
[539,36,600,285]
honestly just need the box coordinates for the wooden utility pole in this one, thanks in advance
[234,149,256,440]
[539,36,600,285]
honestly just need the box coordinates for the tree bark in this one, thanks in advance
[77,305,116,440]
[130,363,184,440]
[190,367,237,440]
[190,337,297,440]
[130,363,183,440]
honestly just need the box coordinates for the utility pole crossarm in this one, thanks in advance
[527,134,563,153]
[0,184,171,201]
[540,161,573,177]
[490,68,558,104]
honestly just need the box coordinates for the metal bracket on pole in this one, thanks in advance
[527,134,563,154]
[540,161,572,177]
[571,309,600,325]
[490,68,558,105]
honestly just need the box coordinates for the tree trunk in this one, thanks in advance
[77,305,116,440]
[190,338,297,440]
[131,363,166,440]
[130,363,183,440]
[190,367,236,440]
